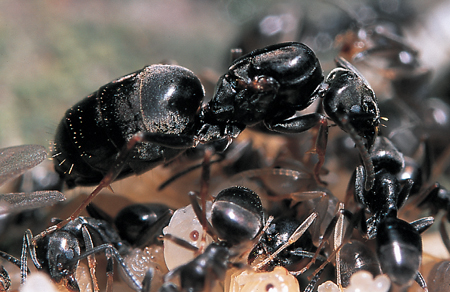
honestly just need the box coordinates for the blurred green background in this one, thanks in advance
[0,0,447,148]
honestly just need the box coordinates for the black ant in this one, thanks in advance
[346,136,434,290]
[0,213,156,291]
[158,151,324,292]
[48,42,380,233]
[338,240,383,288]
[86,202,172,248]
[156,185,265,292]
[159,184,326,292]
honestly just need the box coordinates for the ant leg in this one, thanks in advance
[141,268,154,292]
[105,248,114,292]
[266,113,327,185]
[0,266,10,292]
[398,183,440,220]
[158,157,224,191]
[229,168,312,186]
[34,132,197,241]
[298,209,362,283]
[20,235,28,284]
[311,116,328,185]
[339,114,375,191]
[0,252,22,271]
[289,250,326,262]
[73,243,143,292]
[398,179,414,209]
[81,225,100,292]
[410,216,435,234]
[303,267,324,292]
[185,146,221,252]
[293,210,342,275]
[294,206,365,276]
[188,191,219,243]
[0,250,25,289]
[348,166,366,205]
[253,212,317,270]
[162,234,199,252]
[199,146,213,229]
[334,203,345,288]
[21,229,41,283]
[414,271,428,292]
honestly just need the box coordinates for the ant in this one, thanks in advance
[346,135,434,290]
[338,240,383,288]
[160,184,324,292]
[48,41,380,234]
[86,202,172,248]
[162,186,266,269]
[155,185,265,292]
[0,213,154,292]
[159,152,324,292]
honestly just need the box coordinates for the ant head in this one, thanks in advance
[323,57,380,149]
[45,232,80,290]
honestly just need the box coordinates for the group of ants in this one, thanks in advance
[2,15,450,292]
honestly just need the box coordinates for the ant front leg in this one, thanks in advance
[0,250,26,288]
[0,266,10,292]
[81,225,100,292]
[22,230,40,283]
[73,243,143,292]
[266,113,328,185]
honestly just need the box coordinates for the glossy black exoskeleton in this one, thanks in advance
[0,216,144,291]
[48,42,380,243]
[248,217,316,271]
[53,65,205,188]
[338,241,382,288]
[53,42,379,190]
[210,186,264,246]
[86,202,172,248]
[203,43,379,149]
[347,136,434,289]
[115,203,172,247]
[160,186,265,292]
[165,243,229,292]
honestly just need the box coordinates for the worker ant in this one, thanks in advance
[160,183,326,292]
[49,42,380,239]
[53,42,379,188]
[347,136,434,290]
[0,210,170,291]
[0,198,182,292]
